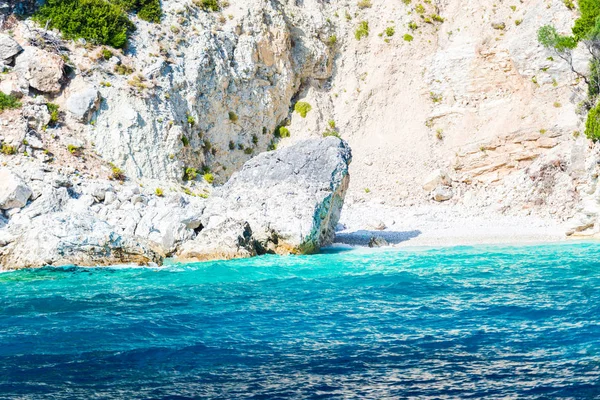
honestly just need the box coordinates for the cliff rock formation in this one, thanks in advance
[178,137,352,261]
[1,0,600,265]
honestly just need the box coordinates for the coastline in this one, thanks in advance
[335,204,572,249]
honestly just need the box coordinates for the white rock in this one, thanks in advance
[179,137,352,261]
[66,87,101,122]
[14,46,64,93]
[432,186,453,202]
[104,191,118,205]
[423,169,451,192]
[0,212,162,269]
[0,168,32,210]
[0,34,22,61]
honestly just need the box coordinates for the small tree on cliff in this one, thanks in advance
[537,25,586,84]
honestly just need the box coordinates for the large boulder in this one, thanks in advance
[14,46,64,93]
[0,168,32,210]
[178,137,352,261]
[0,212,162,270]
[0,34,22,61]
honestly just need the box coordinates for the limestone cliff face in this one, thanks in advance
[283,0,590,216]
[75,0,334,181]
[1,0,600,237]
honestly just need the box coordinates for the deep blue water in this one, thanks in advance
[1,243,600,399]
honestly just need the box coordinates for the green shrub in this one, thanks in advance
[109,164,125,181]
[585,102,600,141]
[572,0,600,40]
[228,111,238,122]
[430,91,442,103]
[33,0,136,48]
[183,167,198,181]
[403,33,414,42]
[47,103,59,125]
[278,126,290,138]
[155,187,164,196]
[1,143,16,155]
[355,20,369,40]
[294,101,312,118]
[112,0,162,22]
[101,48,113,60]
[385,27,395,37]
[0,92,21,112]
[323,130,340,138]
[538,25,577,52]
[181,135,190,146]
[67,144,82,155]
[196,0,220,12]
[114,64,134,75]
[357,0,372,9]
[203,172,215,184]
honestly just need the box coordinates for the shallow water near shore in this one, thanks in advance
[1,243,600,399]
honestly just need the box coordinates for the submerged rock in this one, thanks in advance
[178,137,352,261]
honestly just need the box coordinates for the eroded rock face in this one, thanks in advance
[0,212,162,269]
[0,168,32,210]
[0,169,208,269]
[178,137,352,261]
[87,0,334,181]
[14,46,64,93]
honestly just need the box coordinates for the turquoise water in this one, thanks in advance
[1,243,600,399]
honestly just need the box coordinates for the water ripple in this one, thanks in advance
[0,242,599,398]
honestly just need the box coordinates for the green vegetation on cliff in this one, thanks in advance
[113,0,161,23]
[0,92,21,113]
[585,102,600,141]
[538,0,600,141]
[33,0,161,48]
[572,0,600,40]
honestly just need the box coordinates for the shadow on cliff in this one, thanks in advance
[333,230,422,247]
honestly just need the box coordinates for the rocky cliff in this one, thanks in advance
[0,137,351,269]
[1,0,600,266]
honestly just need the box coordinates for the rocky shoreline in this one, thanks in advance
[0,137,352,270]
